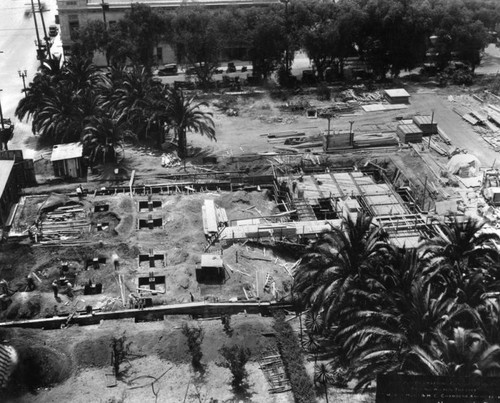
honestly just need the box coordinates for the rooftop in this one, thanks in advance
[384,88,410,98]
[50,143,83,162]
[0,160,15,197]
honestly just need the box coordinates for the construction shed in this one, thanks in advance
[396,124,423,144]
[412,115,438,135]
[0,160,18,226]
[51,142,85,178]
[196,254,225,284]
[384,88,410,104]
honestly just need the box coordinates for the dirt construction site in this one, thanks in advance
[3,70,500,401]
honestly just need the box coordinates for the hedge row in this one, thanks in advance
[273,312,316,403]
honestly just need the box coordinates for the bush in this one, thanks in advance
[273,311,316,403]
[217,344,251,389]
[181,322,204,369]
[316,84,331,101]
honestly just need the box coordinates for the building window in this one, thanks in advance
[69,20,80,40]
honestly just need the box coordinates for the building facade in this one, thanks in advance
[56,0,277,66]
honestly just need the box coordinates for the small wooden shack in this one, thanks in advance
[0,160,17,226]
[397,123,423,144]
[384,88,410,104]
[51,142,84,178]
[412,115,438,136]
[196,254,225,284]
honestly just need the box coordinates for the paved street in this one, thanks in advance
[0,0,59,157]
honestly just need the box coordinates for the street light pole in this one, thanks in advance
[18,70,28,97]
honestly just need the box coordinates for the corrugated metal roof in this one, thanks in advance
[0,160,15,198]
[384,88,410,98]
[50,142,83,162]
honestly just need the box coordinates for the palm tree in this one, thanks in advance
[314,363,333,403]
[104,66,166,145]
[424,216,500,280]
[293,213,389,326]
[82,114,136,165]
[165,87,216,159]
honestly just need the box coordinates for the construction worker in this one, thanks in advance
[0,280,10,310]
[51,280,59,299]
[76,185,84,200]
[25,274,36,292]
[66,282,74,299]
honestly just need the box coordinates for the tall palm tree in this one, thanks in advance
[165,87,216,159]
[293,213,389,326]
[314,363,333,403]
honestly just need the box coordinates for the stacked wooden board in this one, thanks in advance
[396,123,423,143]
[323,132,353,151]
[39,205,90,242]
[202,199,228,236]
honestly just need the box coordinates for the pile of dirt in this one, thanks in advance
[11,345,72,390]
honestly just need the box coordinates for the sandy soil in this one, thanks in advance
[0,315,295,403]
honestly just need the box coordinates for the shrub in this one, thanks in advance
[273,311,316,403]
[217,344,251,389]
[316,84,331,101]
[181,322,204,369]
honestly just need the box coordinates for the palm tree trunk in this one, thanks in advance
[324,382,329,403]
[178,129,187,159]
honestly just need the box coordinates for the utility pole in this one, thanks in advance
[280,0,290,73]
[37,0,52,60]
[0,89,4,131]
[101,0,109,28]
[18,70,28,97]
[30,0,44,63]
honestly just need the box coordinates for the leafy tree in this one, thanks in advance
[165,87,216,160]
[217,344,251,389]
[169,8,224,88]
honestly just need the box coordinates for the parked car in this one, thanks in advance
[49,25,58,37]
[157,64,178,76]
[226,62,236,73]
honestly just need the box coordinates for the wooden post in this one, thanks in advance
[421,176,428,211]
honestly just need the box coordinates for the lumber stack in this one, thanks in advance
[353,132,398,148]
[396,123,423,144]
[39,205,90,241]
[202,199,228,236]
